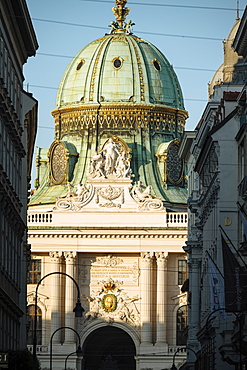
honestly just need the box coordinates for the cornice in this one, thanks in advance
[52,103,188,118]
[28,231,187,239]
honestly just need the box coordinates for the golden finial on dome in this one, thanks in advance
[112,0,130,29]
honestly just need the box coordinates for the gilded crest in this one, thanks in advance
[102,294,117,312]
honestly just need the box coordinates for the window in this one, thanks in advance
[27,305,42,345]
[76,59,85,71]
[153,59,161,71]
[113,57,122,69]
[27,259,41,284]
[176,305,188,345]
[178,259,187,285]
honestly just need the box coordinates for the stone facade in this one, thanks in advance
[27,141,188,369]
[179,13,247,370]
[27,1,188,369]
[0,0,38,352]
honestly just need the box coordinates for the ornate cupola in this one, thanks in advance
[31,0,188,209]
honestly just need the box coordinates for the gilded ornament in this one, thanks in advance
[102,293,117,312]
[112,0,130,29]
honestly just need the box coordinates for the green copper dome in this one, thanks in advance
[31,0,188,209]
[56,33,185,110]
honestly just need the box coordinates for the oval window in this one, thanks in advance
[113,58,122,69]
[153,60,161,71]
[76,59,84,71]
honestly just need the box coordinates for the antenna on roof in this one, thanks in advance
[236,0,240,20]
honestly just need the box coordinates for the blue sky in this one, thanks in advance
[24,0,244,182]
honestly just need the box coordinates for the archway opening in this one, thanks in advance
[83,326,136,370]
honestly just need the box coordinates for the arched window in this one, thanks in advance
[27,305,42,345]
[176,305,188,345]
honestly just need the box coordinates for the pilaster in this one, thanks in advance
[140,252,153,344]
[49,251,62,344]
[64,251,77,343]
[155,252,168,345]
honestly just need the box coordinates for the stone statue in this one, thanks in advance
[54,181,93,211]
[75,181,89,201]
[131,181,164,211]
[83,294,101,321]
[125,20,135,34]
[87,138,132,179]
[102,138,120,175]
[115,150,132,178]
[89,151,106,178]
[108,20,119,33]
[132,181,154,201]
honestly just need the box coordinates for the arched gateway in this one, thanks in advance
[83,326,136,370]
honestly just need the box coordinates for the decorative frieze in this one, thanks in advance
[52,105,186,135]
[28,232,187,239]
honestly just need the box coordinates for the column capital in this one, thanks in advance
[49,251,62,261]
[155,251,168,263]
[64,251,77,262]
[141,251,154,261]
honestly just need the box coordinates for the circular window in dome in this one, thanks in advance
[76,59,85,71]
[113,57,123,69]
[153,59,161,71]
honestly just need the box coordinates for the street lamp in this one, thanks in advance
[33,272,84,370]
[50,326,83,370]
[204,308,242,370]
[65,349,83,370]
[171,347,197,370]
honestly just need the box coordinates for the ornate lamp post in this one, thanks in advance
[65,349,83,370]
[204,308,242,370]
[171,347,197,370]
[50,326,83,370]
[33,272,84,370]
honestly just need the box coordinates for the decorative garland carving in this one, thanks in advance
[96,185,124,208]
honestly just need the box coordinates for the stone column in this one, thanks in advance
[49,251,62,344]
[184,242,202,359]
[189,257,201,340]
[64,251,77,343]
[156,252,168,344]
[140,252,153,344]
